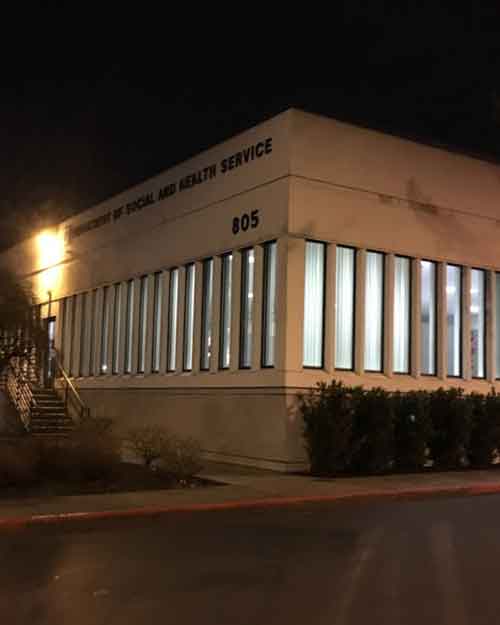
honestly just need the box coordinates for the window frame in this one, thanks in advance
[446,262,463,379]
[364,249,385,374]
[335,244,357,372]
[393,254,412,376]
[303,239,327,370]
[261,240,278,369]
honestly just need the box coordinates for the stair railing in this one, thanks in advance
[53,349,90,424]
[4,356,37,431]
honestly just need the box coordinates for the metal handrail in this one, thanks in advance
[53,349,90,422]
[4,356,37,431]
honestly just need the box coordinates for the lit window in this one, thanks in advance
[447,265,462,377]
[200,259,214,371]
[364,251,384,372]
[100,287,110,374]
[393,256,411,374]
[152,273,163,373]
[89,289,98,376]
[471,269,485,378]
[303,241,326,368]
[68,295,77,377]
[219,254,233,369]
[124,280,134,374]
[240,248,255,368]
[335,246,355,370]
[79,292,87,377]
[262,241,277,368]
[183,264,196,371]
[167,269,179,372]
[137,276,148,374]
[112,283,121,375]
[420,260,437,375]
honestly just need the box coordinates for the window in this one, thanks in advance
[60,298,67,367]
[335,246,355,370]
[420,260,437,375]
[262,241,277,368]
[447,264,462,377]
[68,296,77,376]
[364,251,384,372]
[151,272,163,373]
[167,269,179,372]
[303,241,326,368]
[89,289,98,376]
[219,254,233,369]
[138,276,148,374]
[497,274,500,379]
[183,264,196,371]
[100,287,110,374]
[124,280,134,374]
[112,283,121,375]
[393,256,411,374]
[471,269,485,378]
[240,248,255,368]
[200,259,214,371]
[79,292,87,377]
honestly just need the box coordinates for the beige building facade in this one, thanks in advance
[4,109,500,471]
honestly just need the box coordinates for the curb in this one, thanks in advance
[2,482,500,530]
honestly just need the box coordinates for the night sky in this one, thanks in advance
[2,10,500,251]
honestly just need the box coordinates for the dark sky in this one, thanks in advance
[2,8,500,250]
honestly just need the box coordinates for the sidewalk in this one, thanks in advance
[2,462,500,528]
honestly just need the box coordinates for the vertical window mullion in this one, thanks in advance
[262,241,277,368]
[303,241,326,368]
[219,254,233,370]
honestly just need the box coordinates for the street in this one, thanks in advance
[1,493,499,624]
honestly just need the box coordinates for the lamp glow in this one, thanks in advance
[37,230,65,294]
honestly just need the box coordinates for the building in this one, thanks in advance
[3,108,500,471]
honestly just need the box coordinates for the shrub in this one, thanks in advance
[125,425,173,468]
[70,416,120,481]
[301,381,357,476]
[37,439,75,481]
[428,388,472,469]
[468,391,500,468]
[0,439,40,486]
[392,391,433,471]
[351,387,394,474]
[160,436,203,482]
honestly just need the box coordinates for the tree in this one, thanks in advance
[0,267,46,374]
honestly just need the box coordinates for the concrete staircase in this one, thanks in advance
[30,387,74,435]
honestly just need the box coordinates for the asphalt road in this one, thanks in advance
[1,494,500,625]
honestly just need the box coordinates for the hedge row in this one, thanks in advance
[300,382,500,476]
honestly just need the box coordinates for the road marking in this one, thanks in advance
[333,526,384,625]
[430,521,468,625]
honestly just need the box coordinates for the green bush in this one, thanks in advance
[468,391,500,468]
[351,387,394,474]
[301,381,357,476]
[125,425,173,468]
[428,388,472,469]
[0,439,40,487]
[160,436,203,482]
[392,391,432,471]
